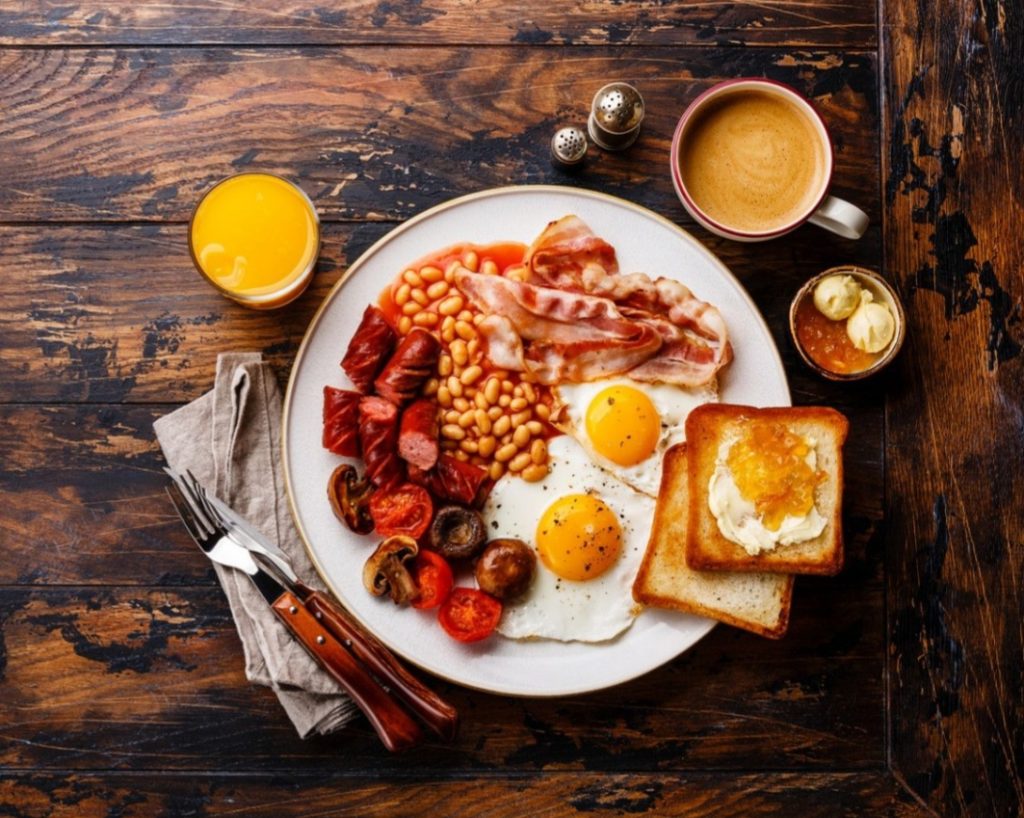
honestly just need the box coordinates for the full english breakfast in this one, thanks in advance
[321,215,848,644]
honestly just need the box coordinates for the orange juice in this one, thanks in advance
[189,173,319,308]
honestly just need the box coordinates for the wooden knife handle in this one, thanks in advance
[303,589,459,742]
[271,590,422,753]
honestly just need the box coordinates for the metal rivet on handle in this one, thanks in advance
[316,635,326,645]
[289,605,298,614]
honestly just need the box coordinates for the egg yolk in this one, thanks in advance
[535,494,622,581]
[726,422,826,531]
[584,385,661,466]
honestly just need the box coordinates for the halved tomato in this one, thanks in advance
[411,550,453,610]
[438,587,502,643]
[369,483,433,540]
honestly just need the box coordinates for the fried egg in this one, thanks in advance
[554,377,718,497]
[482,435,653,642]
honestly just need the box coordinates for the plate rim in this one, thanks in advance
[282,184,790,696]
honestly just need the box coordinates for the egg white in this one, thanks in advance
[482,435,654,643]
[553,377,718,497]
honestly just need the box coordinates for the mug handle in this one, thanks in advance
[807,196,869,240]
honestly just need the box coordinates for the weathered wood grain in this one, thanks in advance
[0,47,878,223]
[0,223,882,403]
[0,0,877,48]
[0,772,926,817]
[882,0,1024,814]
[0,586,884,771]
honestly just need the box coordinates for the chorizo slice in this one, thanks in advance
[398,399,440,471]
[342,305,397,393]
[358,396,404,489]
[374,328,442,406]
[322,386,361,457]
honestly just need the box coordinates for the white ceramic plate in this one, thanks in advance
[283,186,790,697]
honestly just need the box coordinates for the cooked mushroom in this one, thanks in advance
[327,464,374,534]
[475,538,536,600]
[429,506,487,560]
[363,536,420,605]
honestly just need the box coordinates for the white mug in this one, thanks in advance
[670,78,869,242]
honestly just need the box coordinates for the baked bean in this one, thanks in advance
[444,409,460,423]
[474,391,489,410]
[403,269,423,287]
[454,450,469,462]
[500,432,512,445]
[467,339,480,361]
[511,410,532,428]
[530,439,547,464]
[513,385,523,398]
[460,439,479,454]
[438,354,453,377]
[526,420,544,435]
[478,435,497,457]
[489,461,505,480]
[458,410,476,429]
[501,381,514,395]
[398,316,412,335]
[474,409,492,434]
[481,259,499,276]
[411,288,429,306]
[495,443,518,463]
[455,320,476,341]
[401,301,420,316]
[492,415,511,437]
[437,386,452,408]
[422,378,439,396]
[510,397,528,412]
[426,280,450,300]
[521,383,536,403]
[446,376,463,398]
[441,424,466,441]
[535,403,550,421]
[473,314,486,326]
[487,406,502,420]
[420,266,443,283]
[512,425,531,448]
[457,309,474,322]
[441,315,455,332]
[508,452,532,473]
[441,326,455,343]
[522,463,548,482]
[394,283,412,306]
[453,397,470,412]
[460,365,482,385]
[507,266,528,282]
[463,251,479,271]
[450,340,468,366]
[498,394,511,408]
[484,378,501,405]
[439,295,464,316]
[413,312,438,327]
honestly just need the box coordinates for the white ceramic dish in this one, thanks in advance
[283,185,790,697]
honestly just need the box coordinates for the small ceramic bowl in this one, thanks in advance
[789,265,906,381]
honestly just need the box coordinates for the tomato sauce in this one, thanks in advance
[794,295,879,374]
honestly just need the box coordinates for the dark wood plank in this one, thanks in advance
[0,585,883,771]
[0,223,882,404]
[0,1,877,48]
[0,772,927,817]
[0,47,878,223]
[881,0,1024,814]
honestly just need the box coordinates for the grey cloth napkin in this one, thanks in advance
[154,352,357,737]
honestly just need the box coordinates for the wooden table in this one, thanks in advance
[0,2,1020,816]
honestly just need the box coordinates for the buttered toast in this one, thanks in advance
[684,404,848,576]
[632,444,793,639]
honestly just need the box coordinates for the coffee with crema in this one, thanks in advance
[678,90,827,233]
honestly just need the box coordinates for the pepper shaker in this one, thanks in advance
[550,126,588,170]
[588,82,645,150]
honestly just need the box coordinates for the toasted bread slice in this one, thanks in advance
[632,444,793,639]
[685,404,848,576]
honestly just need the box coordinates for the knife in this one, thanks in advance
[164,469,458,751]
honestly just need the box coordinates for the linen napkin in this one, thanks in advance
[154,352,357,737]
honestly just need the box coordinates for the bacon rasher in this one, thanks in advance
[456,216,732,387]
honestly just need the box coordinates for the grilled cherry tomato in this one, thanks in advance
[438,587,502,643]
[410,550,454,610]
[369,483,433,539]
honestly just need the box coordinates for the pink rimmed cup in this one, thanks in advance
[670,78,869,242]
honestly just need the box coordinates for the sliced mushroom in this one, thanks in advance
[327,464,374,535]
[429,505,487,560]
[363,535,420,605]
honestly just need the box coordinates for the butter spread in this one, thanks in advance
[812,274,861,320]
[846,290,895,353]
[708,435,826,555]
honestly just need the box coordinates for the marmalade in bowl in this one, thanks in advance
[794,294,879,374]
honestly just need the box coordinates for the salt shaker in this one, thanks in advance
[588,82,645,150]
[550,126,588,170]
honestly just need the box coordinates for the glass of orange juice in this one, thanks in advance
[188,173,320,309]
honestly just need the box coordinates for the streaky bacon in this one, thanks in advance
[455,270,662,384]
[524,215,618,290]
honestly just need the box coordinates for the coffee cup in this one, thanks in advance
[670,78,868,242]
